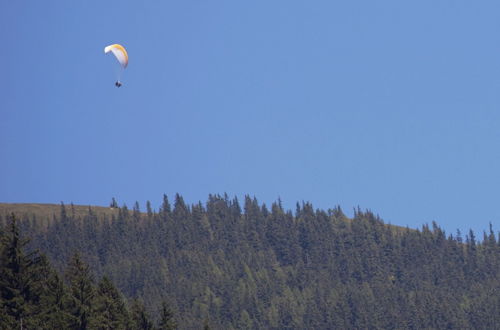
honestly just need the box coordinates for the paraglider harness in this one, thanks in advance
[115,81,122,87]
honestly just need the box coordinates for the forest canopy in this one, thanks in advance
[1,194,500,329]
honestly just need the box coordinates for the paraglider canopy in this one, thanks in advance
[104,44,128,68]
[105,44,128,87]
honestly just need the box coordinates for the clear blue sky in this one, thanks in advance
[2,1,500,236]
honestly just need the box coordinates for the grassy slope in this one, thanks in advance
[0,203,120,222]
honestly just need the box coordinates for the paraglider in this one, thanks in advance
[104,44,128,87]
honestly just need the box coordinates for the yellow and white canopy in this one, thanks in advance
[104,44,128,68]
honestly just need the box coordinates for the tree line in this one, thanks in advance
[2,193,500,329]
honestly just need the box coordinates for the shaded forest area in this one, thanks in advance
[2,194,500,329]
[0,215,177,329]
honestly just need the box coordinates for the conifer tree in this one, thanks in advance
[146,201,154,218]
[93,276,129,329]
[130,298,154,330]
[66,253,96,330]
[160,194,171,220]
[110,198,119,209]
[0,295,15,329]
[158,300,177,330]
[0,214,41,328]
[133,202,141,222]
[31,254,72,329]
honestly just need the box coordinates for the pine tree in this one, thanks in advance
[110,198,119,209]
[130,298,154,330]
[133,202,141,222]
[32,255,72,329]
[158,300,177,330]
[93,276,129,329]
[66,253,96,330]
[0,295,15,329]
[160,194,171,220]
[0,214,41,328]
[146,201,154,218]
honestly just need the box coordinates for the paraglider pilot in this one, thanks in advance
[115,81,122,87]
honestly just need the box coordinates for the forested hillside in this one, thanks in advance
[2,194,500,329]
[0,215,175,329]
